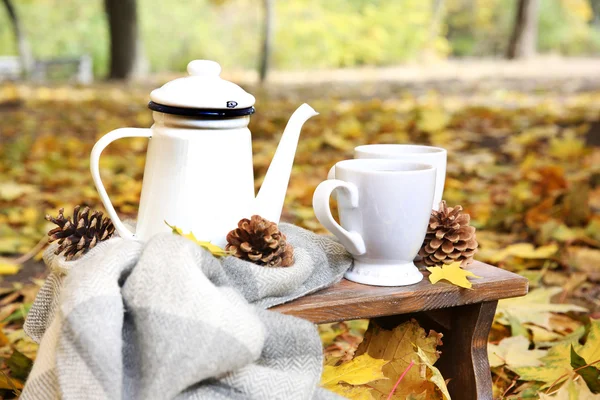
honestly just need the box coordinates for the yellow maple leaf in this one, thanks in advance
[321,353,388,388]
[426,262,481,289]
[165,222,230,258]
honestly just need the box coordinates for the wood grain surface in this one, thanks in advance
[434,301,498,400]
[271,261,528,323]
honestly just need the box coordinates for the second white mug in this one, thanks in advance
[329,144,447,211]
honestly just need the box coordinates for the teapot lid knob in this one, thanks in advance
[187,60,221,77]
[149,59,255,113]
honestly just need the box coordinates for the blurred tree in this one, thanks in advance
[591,0,600,24]
[447,0,599,57]
[428,0,446,52]
[1,0,33,77]
[1,0,596,75]
[259,0,274,83]
[104,0,147,79]
[507,0,539,59]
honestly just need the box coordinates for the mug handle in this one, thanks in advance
[313,179,366,255]
[90,128,152,240]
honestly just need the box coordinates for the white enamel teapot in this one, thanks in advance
[91,60,318,246]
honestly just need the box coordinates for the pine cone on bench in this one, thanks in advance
[418,201,478,266]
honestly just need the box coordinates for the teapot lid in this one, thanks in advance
[148,60,256,118]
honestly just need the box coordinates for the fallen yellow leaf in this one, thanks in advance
[538,376,599,400]
[511,341,574,390]
[0,262,21,276]
[0,182,35,202]
[488,243,558,264]
[487,335,547,369]
[549,131,586,161]
[0,372,23,390]
[166,222,230,258]
[354,319,448,400]
[512,319,600,390]
[321,353,388,387]
[325,383,377,399]
[578,318,600,367]
[415,346,451,400]
[426,262,481,289]
[528,324,566,345]
[0,323,10,347]
[567,246,600,277]
[417,107,451,133]
[496,287,588,330]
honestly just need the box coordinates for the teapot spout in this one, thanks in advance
[255,103,318,223]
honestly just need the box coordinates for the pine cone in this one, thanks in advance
[46,206,115,260]
[226,215,294,267]
[418,201,478,266]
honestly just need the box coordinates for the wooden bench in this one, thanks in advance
[272,261,529,400]
[0,55,92,84]
[0,56,21,80]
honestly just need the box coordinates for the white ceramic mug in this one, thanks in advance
[313,159,436,286]
[330,145,446,211]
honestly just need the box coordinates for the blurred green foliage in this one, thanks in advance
[0,0,599,76]
[448,0,600,56]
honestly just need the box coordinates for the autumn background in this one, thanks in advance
[1,0,600,399]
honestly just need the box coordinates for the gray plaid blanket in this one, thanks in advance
[22,223,351,400]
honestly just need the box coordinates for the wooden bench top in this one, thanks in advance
[271,261,528,324]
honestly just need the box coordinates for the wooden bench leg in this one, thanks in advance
[372,301,498,400]
[432,301,498,400]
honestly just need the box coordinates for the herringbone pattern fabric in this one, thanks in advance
[22,224,351,400]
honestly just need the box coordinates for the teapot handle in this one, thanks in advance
[90,128,152,240]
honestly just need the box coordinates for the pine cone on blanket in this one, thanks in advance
[418,201,478,266]
[46,206,115,261]
[226,215,294,267]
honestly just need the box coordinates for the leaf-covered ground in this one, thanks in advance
[0,81,599,398]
